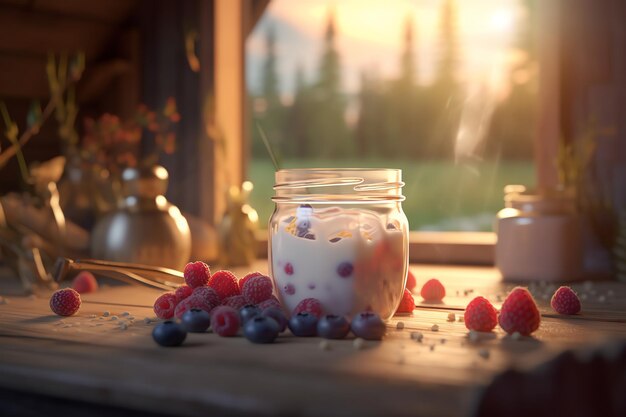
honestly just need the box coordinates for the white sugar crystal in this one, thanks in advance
[511,331,522,341]
[88,314,97,319]
[119,323,128,330]
[128,316,135,321]
[143,317,152,324]
[103,311,110,317]
[319,340,331,351]
[431,324,439,332]
[396,321,405,330]
[410,331,424,342]
[478,348,490,359]
[447,313,455,322]
[121,312,130,316]
[110,316,118,321]
[353,338,365,350]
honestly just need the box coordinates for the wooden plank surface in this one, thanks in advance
[0,263,625,417]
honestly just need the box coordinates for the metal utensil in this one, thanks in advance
[53,258,184,291]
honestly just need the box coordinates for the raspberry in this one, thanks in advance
[464,296,498,332]
[239,271,263,291]
[550,286,581,315]
[406,270,417,291]
[71,271,98,294]
[175,285,193,303]
[420,278,445,302]
[395,289,415,314]
[192,286,221,308]
[183,261,211,288]
[258,295,281,310]
[208,270,240,300]
[175,295,214,319]
[242,275,274,304]
[50,288,81,316]
[211,306,241,336]
[153,292,177,319]
[222,295,248,310]
[498,287,541,336]
[293,298,322,318]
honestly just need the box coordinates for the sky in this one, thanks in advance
[246,0,526,101]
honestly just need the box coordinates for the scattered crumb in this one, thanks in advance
[88,314,97,319]
[103,311,110,317]
[468,330,480,343]
[110,316,118,321]
[447,312,455,322]
[511,332,522,341]
[119,322,128,330]
[429,344,436,351]
[396,321,405,330]
[458,315,465,323]
[598,295,606,303]
[128,316,135,321]
[353,338,365,350]
[121,312,130,316]
[478,348,490,359]
[143,317,152,324]
[431,324,439,332]
[410,331,423,342]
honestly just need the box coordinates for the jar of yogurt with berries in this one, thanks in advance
[269,168,409,320]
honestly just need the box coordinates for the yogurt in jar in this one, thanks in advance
[270,205,407,319]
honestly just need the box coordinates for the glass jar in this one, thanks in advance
[269,168,409,320]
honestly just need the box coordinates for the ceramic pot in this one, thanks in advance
[91,165,191,270]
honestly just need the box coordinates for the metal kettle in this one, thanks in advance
[91,165,191,270]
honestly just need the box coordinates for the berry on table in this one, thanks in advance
[50,288,81,316]
[406,270,417,291]
[175,285,193,303]
[395,289,415,314]
[464,296,498,332]
[211,306,241,337]
[152,321,187,347]
[550,286,581,315]
[222,295,248,310]
[181,308,211,333]
[317,314,350,339]
[498,287,541,336]
[262,306,288,332]
[242,275,274,304]
[71,271,98,294]
[208,270,240,300]
[239,304,262,323]
[258,295,281,310]
[351,312,386,340]
[153,292,177,319]
[192,286,221,309]
[243,316,280,344]
[183,261,211,288]
[239,271,264,291]
[288,312,318,337]
[420,278,446,302]
[292,297,322,318]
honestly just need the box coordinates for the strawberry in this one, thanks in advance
[498,287,540,335]
[71,271,98,294]
[464,296,498,332]
[550,286,581,315]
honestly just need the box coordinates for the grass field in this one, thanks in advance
[247,158,534,231]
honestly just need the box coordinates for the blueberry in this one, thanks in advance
[262,306,288,332]
[180,308,211,333]
[288,312,318,337]
[243,316,280,344]
[337,262,354,278]
[317,314,350,339]
[239,304,262,323]
[152,321,187,347]
[350,312,386,340]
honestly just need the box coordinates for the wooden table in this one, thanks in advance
[1,262,625,417]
